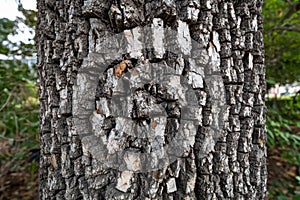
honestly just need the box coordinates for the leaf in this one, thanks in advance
[264,0,300,85]
[278,195,291,200]
[266,79,276,85]
[292,194,300,200]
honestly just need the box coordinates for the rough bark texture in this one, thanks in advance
[37,0,267,199]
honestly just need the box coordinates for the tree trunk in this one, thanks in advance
[36,0,267,199]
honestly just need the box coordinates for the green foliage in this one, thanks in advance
[0,18,18,55]
[266,96,300,199]
[267,96,300,163]
[0,3,35,57]
[263,0,300,87]
[15,4,36,56]
[18,4,37,30]
[0,4,38,146]
[264,2,300,196]
[0,59,38,146]
[266,96,300,148]
[0,4,38,199]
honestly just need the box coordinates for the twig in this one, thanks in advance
[0,86,17,112]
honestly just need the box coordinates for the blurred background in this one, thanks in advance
[0,0,299,199]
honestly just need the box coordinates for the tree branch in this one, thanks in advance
[281,1,300,21]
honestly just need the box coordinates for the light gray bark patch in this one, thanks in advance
[72,18,227,198]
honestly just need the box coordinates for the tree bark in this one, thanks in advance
[36,0,267,199]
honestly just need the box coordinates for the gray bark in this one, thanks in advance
[36,0,267,199]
